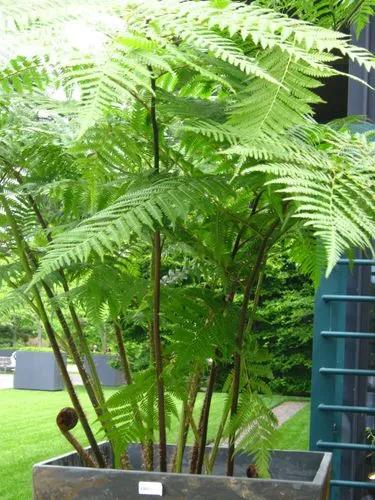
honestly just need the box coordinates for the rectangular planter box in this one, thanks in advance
[86,354,125,386]
[33,443,331,499]
[14,350,66,391]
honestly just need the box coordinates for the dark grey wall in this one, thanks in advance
[342,22,375,498]
[14,351,66,391]
[348,19,375,120]
[85,355,125,387]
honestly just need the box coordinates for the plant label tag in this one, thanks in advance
[138,481,163,496]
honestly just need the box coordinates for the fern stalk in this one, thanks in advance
[227,219,279,476]
[201,226,248,474]
[242,270,265,386]
[68,308,105,404]
[144,323,155,471]
[194,360,218,474]
[207,395,231,474]
[113,321,154,469]
[173,366,201,473]
[201,224,251,473]
[144,390,155,472]
[149,71,167,472]
[10,167,105,407]
[114,321,133,385]
[0,193,106,468]
[16,189,111,434]
[174,401,189,473]
[28,250,107,428]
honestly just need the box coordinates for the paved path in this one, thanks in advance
[0,374,14,389]
[272,401,306,427]
[67,364,83,385]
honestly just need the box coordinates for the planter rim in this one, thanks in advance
[33,442,332,488]
[312,451,331,485]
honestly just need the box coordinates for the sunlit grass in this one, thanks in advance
[274,404,310,450]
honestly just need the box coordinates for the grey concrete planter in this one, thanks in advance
[86,354,125,386]
[14,350,66,391]
[33,443,331,499]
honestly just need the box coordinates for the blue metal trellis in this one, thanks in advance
[310,259,375,499]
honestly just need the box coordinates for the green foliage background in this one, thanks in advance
[0,323,32,347]
[256,251,313,396]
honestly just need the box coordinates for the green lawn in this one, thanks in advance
[0,388,309,500]
[274,404,310,450]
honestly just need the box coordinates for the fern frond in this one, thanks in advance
[31,176,229,282]
[0,56,49,93]
[224,391,277,478]
[227,50,328,141]
[0,285,33,317]
[133,1,375,69]
[61,45,153,134]
[255,0,375,37]
[289,231,326,286]
[104,368,178,446]
[79,262,148,325]
[149,24,279,85]
[349,0,375,37]
[3,0,374,137]
[249,125,375,274]
[0,262,26,301]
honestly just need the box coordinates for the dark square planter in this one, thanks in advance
[33,443,331,499]
[14,350,66,391]
[86,354,125,386]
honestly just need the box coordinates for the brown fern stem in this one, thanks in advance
[12,169,130,465]
[113,321,153,470]
[195,361,218,474]
[11,167,105,407]
[0,194,106,468]
[173,366,201,473]
[24,242,108,431]
[149,68,167,472]
[113,321,133,385]
[226,219,279,476]
[191,222,248,475]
